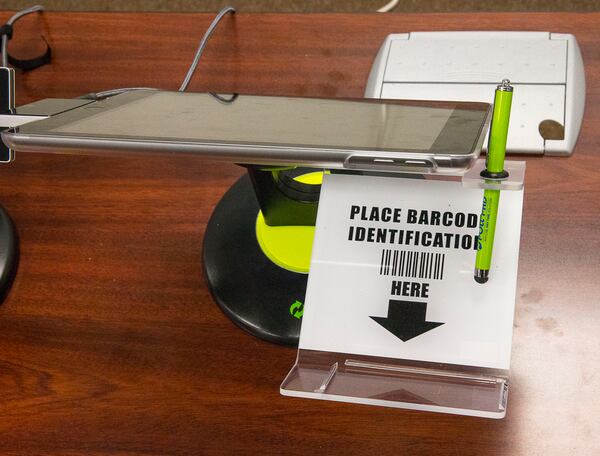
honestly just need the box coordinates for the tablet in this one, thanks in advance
[2,91,491,173]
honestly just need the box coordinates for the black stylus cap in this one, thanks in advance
[474,268,489,284]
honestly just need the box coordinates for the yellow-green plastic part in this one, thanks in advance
[255,171,325,274]
[486,83,513,173]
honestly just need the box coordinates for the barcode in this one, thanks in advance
[379,249,445,280]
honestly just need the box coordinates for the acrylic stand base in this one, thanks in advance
[0,205,17,303]
[281,159,525,418]
[203,174,307,346]
[281,350,508,418]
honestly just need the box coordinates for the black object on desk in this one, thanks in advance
[0,206,16,302]
[0,67,17,302]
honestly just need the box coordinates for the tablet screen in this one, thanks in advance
[18,91,489,155]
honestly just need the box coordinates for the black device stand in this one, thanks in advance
[0,68,18,303]
[0,205,17,302]
[203,166,320,346]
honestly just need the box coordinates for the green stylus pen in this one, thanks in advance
[474,79,513,284]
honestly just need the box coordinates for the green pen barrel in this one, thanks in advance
[486,81,513,174]
[474,80,513,284]
[475,188,500,283]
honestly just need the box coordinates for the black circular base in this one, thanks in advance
[202,174,308,346]
[0,206,18,303]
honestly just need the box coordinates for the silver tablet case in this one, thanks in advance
[2,91,491,174]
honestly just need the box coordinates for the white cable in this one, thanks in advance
[1,4,44,67]
[179,6,235,92]
[377,0,400,13]
[87,7,235,100]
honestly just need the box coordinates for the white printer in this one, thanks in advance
[365,32,585,155]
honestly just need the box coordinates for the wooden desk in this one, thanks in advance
[0,11,598,455]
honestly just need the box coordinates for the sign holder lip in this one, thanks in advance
[281,349,509,419]
[281,159,525,418]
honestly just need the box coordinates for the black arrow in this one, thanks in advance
[370,299,444,342]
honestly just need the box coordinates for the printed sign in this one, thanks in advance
[299,173,523,370]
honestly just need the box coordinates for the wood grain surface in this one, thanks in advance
[0,11,598,455]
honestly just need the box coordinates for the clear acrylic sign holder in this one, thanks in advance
[281,159,526,419]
